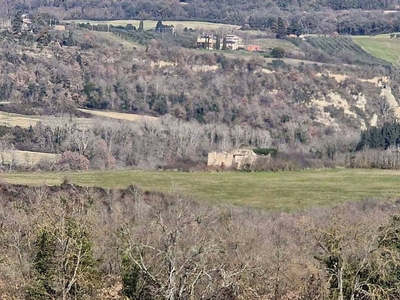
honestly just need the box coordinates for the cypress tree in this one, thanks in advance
[216,36,221,50]
[222,37,227,50]
[156,20,163,32]
[277,17,286,38]
[27,228,57,299]
[268,17,278,32]
[66,30,75,46]
[11,11,23,35]
[287,19,302,36]
[121,253,141,298]
[138,20,144,32]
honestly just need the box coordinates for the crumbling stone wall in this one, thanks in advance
[207,151,234,168]
[207,149,257,169]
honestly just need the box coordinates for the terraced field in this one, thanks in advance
[2,168,400,210]
[306,36,388,66]
[353,34,400,64]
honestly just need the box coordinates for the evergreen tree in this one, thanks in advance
[11,11,23,35]
[356,122,400,150]
[276,17,286,38]
[216,35,221,50]
[205,35,210,49]
[271,47,285,58]
[138,20,144,32]
[286,19,302,36]
[121,253,141,299]
[37,27,51,47]
[156,20,163,32]
[267,17,277,32]
[66,30,75,46]
[222,37,227,50]
[27,216,100,299]
[27,228,57,299]
[126,23,135,31]
[63,218,99,297]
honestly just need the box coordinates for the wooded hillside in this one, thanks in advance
[0,15,400,171]
[2,0,400,35]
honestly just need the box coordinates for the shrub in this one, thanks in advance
[270,47,285,58]
[57,151,90,171]
[267,59,287,69]
[37,157,55,171]
[161,157,206,172]
[252,148,278,156]
[251,151,324,171]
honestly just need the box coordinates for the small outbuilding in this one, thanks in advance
[207,149,258,169]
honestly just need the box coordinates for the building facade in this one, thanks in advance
[224,34,244,50]
[196,35,217,50]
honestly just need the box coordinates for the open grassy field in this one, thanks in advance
[251,38,303,55]
[77,109,157,122]
[2,168,400,210]
[0,111,42,128]
[0,109,157,129]
[66,20,240,31]
[77,30,144,50]
[0,111,94,129]
[352,34,400,64]
[0,150,60,166]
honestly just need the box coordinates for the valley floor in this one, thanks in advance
[2,168,400,210]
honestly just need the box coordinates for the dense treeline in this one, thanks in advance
[2,0,399,21]
[246,10,400,35]
[1,183,400,299]
[0,117,275,170]
[358,121,400,150]
[2,115,400,172]
[2,0,400,35]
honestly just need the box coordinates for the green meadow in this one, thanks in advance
[353,34,400,64]
[3,168,400,210]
